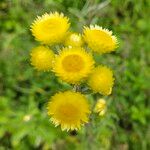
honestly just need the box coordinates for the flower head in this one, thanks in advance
[64,32,83,47]
[30,46,54,71]
[88,65,114,95]
[47,91,91,131]
[53,47,95,84]
[23,115,32,122]
[94,99,106,116]
[83,25,118,54]
[31,12,70,45]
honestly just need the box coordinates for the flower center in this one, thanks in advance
[62,54,84,72]
[58,103,80,122]
[91,30,112,43]
[41,18,64,34]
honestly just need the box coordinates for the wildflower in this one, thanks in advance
[47,91,91,131]
[94,99,106,116]
[30,12,70,44]
[23,115,32,122]
[30,46,54,71]
[83,25,118,54]
[53,47,95,84]
[64,32,83,47]
[88,65,114,95]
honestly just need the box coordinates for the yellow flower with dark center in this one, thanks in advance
[53,47,95,84]
[30,46,54,71]
[94,99,106,116]
[47,91,91,131]
[30,12,70,44]
[64,32,83,47]
[83,25,118,54]
[88,65,114,95]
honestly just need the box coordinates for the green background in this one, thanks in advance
[0,0,150,149]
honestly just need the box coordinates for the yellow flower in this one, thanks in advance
[64,32,83,47]
[30,12,70,45]
[83,25,118,54]
[88,65,114,95]
[53,47,95,84]
[30,46,54,71]
[94,99,106,116]
[47,91,91,131]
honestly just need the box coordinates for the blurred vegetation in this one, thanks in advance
[0,0,150,149]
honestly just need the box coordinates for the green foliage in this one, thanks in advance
[0,0,150,149]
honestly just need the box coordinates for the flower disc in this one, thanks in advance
[83,25,118,54]
[47,91,91,131]
[31,12,70,44]
[53,47,95,84]
[30,46,54,71]
[88,65,114,95]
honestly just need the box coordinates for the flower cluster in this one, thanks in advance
[30,12,118,131]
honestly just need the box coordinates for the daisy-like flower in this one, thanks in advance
[53,47,95,84]
[88,65,114,95]
[30,46,54,71]
[94,99,106,116]
[47,91,91,131]
[83,25,118,54]
[30,12,70,45]
[64,32,83,47]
